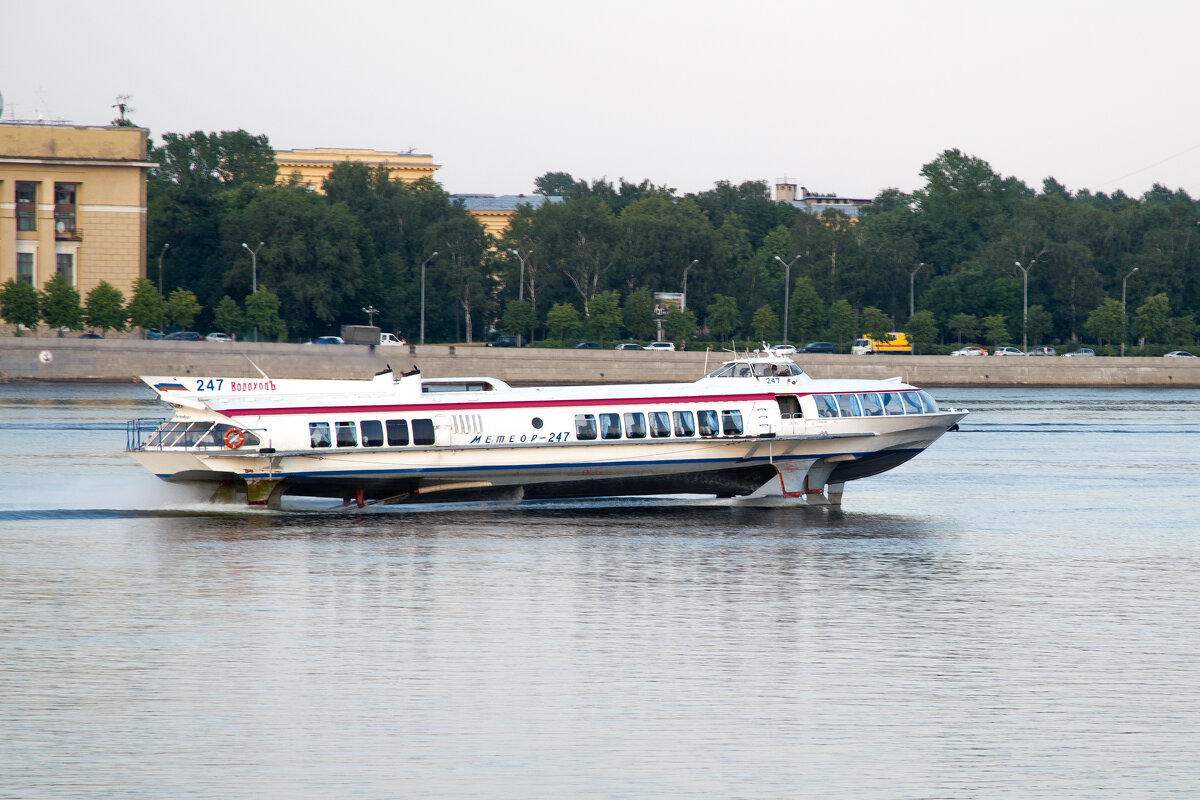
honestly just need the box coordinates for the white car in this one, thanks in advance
[205,332,232,342]
[646,342,676,351]
[768,344,798,355]
[951,346,987,356]
[993,346,1025,356]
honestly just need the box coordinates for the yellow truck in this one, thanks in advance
[851,332,912,355]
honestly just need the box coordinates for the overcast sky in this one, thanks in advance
[5,0,1199,200]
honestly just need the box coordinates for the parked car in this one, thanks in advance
[646,341,676,351]
[313,336,346,345]
[1063,348,1095,357]
[574,341,602,349]
[769,344,799,355]
[802,342,835,354]
[486,335,520,347]
[951,346,987,356]
[144,329,165,340]
[205,332,233,342]
[79,332,104,339]
[1026,346,1056,356]
[615,342,645,350]
[993,346,1025,356]
[164,331,202,341]
[1163,350,1197,358]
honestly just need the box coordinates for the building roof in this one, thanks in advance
[452,194,562,212]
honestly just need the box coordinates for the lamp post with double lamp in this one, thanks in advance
[419,251,439,345]
[774,255,800,345]
[510,248,532,301]
[242,241,264,341]
[910,262,925,319]
[157,243,169,297]
[1121,267,1139,356]
[1014,260,1032,352]
[362,305,379,327]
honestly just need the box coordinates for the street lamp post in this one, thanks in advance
[242,241,264,294]
[1121,267,1139,356]
[420,251,439,345]
[774,255,800,345]
[680,259,699,309]
[1014,260,1032,351]
[362,305,379,327]
[510,248,532,301]
[157,243,170,297]
[910,262,925,319]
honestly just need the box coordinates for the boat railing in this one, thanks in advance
[127,418,167,451]
[126,418,269,452]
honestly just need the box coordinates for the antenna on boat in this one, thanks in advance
[244,355,270,379]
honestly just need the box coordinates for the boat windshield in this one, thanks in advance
[707,360,805,379]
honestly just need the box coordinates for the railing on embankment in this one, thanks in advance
[1,337,1198,388]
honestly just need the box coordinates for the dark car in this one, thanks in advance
[486,335,521,347]
[575,341,602,349]
[79,332,104,339]
[164,331,202,341]
[145,329,166,340]
[802,341,835,354]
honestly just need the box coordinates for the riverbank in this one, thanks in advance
[1,336,1198,388]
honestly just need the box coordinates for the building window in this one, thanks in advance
[56,253,75,284]
[16,182,37,231]
[17,252,35,285]
[54,183,77,234]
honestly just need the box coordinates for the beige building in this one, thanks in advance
[274,147,440,192]
[0,123,152,296]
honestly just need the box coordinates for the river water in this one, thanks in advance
[1,382,1198,799]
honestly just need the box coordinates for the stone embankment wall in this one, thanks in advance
[2,337,1199,388]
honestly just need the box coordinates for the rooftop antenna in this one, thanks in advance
[112,94,134,126]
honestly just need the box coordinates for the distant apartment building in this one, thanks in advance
[274,147,440,192]
[451,194,562,239]
[775,181,871,220]
[0,123,152,295]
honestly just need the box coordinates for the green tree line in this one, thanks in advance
[8,135,1196,353]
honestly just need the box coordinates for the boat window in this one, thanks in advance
[777,396,801,419]
[918,391,939,413]
[697,409,719,436]
[881,392,906,415]
[336,421,358,447]
[575,414,597,441]
[600,413,622,439]
[706,364,736,378]
[412,419,435,446]
[672,411,695,437]
[150,421,184,447]
[648,411,671,438]
[814,395,840,419]
[309,422,331,448]
[624,412,646,439]
[386,419,410,446]
[901,392,923,414]
[859,393,883,416]
[361,419,384,447]
[722,410,743,435]
[836,394,862,417]
[212,423,260,448]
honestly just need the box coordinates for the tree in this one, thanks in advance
[788,276,824,344]
[947,313,979,345]
[1084,298,1126,346]
[245,288,286,341]
[1132,293,1170,344]
[750,305,779,341]
[860,306,892,341]
[545,302,581,344]
[501,299,534,341]
[166,288,202,331]
[588,290,623,341]
[621,288,656,340]
[533,171,578,198]
[828,299,856,346]
[705,294,739,343]
[661,308,697,343]
[983,314,1010,346]
[126,278,167,333]
[906,310,938,354]
[39,273,84,335]
[84,281,128,334]
[214,295,246,338]
[1,279,40,334]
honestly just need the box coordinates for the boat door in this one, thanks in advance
[775,395,805,436]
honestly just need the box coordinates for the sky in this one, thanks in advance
[5,0,1200,200]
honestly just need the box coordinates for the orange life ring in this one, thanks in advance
[223,428,247,449]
